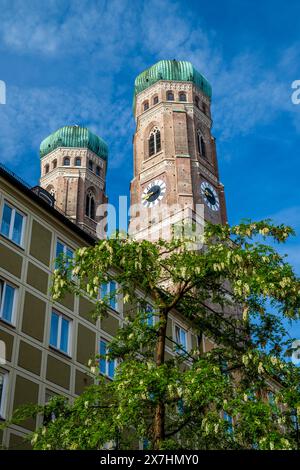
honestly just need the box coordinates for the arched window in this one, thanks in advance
[52,159,57,169]
[179,92,186,102]
[96,166,101,176]
[63,157,70,166]
[202,102,208,115]
[197,130,206,158]
[195,96,200,108]
[153,95,159,105]
[148,127,161,157]
[75,157,81,166]
[45,164,49,174]
[167,91,174,101]
[88,160,93,171]
[85,190,95,220]
[143,100,149,111]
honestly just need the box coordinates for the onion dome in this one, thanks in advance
[134,60,212,98]
[40,125,108,160]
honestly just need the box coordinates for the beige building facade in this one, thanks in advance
[0,60,223,449]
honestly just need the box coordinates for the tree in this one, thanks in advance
[8,221,300,450]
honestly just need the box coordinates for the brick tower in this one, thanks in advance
[39,125,108,238]
[129,60,227,241]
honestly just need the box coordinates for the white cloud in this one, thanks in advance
[1,0,300,166]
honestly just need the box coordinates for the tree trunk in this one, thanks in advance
[153,309,167,449]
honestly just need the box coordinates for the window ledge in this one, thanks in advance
[0,233,25,251]
[0,317,16,329]
[49,345,72,360]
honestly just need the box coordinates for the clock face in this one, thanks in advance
[142,179,166,208]
[200,181,220,211]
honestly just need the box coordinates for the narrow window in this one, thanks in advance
[148,127,161,157]
[0,202,25,246]
[179,92,186,102]
[45,164,50,174]
[55,240,74,274]
[223,412,233,434]
[197,131,206,158]
[0,371,8,419]
[63,157,70,166]
[167,91,174,101]
[195,96,200,108]
[174,324,187,353]
[50,311,71,355]
[153,95,159,105]
[75,157,81,166]
[0,279,16,324]
[143,101,149,111]
[99,339,116,379]
[96,166,101,176]
[88,160,93,171]
[100,281,118,311]
[85,190,95,220]
[52,159,57,169]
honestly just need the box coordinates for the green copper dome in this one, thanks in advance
[40,125,108,160]
[134,60,212,98]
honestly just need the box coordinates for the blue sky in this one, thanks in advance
[0,0,299,336]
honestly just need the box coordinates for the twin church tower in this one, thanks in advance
[39,60,227,239]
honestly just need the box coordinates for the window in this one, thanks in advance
[195,96,200,108]
[179,92,186,102]
[88,160,93,171]
[197,131,206,158]
[0,201,25,246]
[223,412,233,433]
[44,390,59,424]
[0,279,17,324]
[45,164,49,174]
[96,166,101,176]
[167,91,174,101]
[52,159,57,169]
[143,101,149,111]
[55,240,74,273]
[140,303,154,326]
[75,157,81,167]
[50,311,71,355]
[99,339,116,379]
[174,324,187,353]
[0,371,8,418]
[153,95,159,105]
[100,281,118,311]
[148,127,161,157]
[85,190,95,220]
[63,157,70,166]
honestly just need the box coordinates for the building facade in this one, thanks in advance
[0,60,222,449]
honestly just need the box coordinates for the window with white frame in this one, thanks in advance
[174,323,187,354]
[99,339,116,379]
[0,370,8,418]
[0,201,25,246]
[223,411,233,433]
[100,281,118,311]
[50,311,71,355]
[140,303,154,326]
[0,278,17,324]
[55,239,74,272]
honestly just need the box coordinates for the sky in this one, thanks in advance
[0,0,299,338]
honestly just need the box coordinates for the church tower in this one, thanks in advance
[129,60,227,241]
[39,125,108,238]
